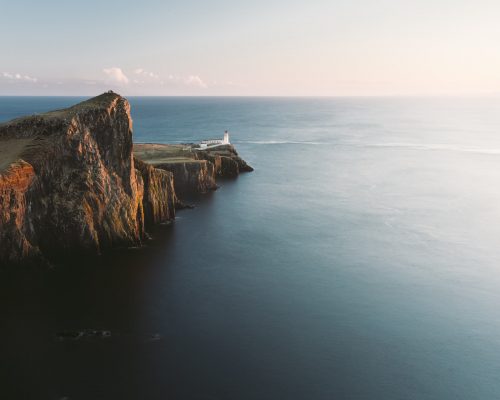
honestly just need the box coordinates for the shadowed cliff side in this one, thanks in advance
[134,157,177,225]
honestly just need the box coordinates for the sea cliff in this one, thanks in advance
[133,143,254,195]
[0,92,252,267]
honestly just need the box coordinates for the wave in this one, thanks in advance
[365,142,500,155]
[237,140,328,145]
[238,140,500,155]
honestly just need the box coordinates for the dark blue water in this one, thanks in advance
[1,96,500,400]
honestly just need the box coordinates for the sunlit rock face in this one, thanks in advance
[0,92,175,266]
[0,160,40,265]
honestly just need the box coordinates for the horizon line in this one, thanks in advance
[1,93,499,99]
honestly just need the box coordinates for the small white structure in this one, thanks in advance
[199,130,230,149]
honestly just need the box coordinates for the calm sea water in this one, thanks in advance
[1,96,500,399]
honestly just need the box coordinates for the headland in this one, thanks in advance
[0,92,252,267]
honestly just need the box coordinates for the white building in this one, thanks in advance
[199,130,230,149]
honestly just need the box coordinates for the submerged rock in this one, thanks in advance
[55,329,111,341]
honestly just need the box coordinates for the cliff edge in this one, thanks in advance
[0,92,176,266]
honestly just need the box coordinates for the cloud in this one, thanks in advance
[103,67,129,84]
[134,68,159,79]
[185,75,207,88]
[115,69,209,90]
[2,72,38,82]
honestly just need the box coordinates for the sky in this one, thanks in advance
[1,0,499,96]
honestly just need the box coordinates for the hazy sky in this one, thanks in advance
[1,0,499,96]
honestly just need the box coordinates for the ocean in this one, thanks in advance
[1,96,500,399]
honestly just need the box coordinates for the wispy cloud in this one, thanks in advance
[161,74,208,88]
[10,68,211,94]
[185,75,207,88]
[133,70,209,89]
[134,68,159,79]
[102,67,129,84]
[2,72,38,82]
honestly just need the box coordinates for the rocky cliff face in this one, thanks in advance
[134,157,177,225]
[133,143,254,198]
[194,144,254,178]
[153,160,217,195]
[0,92,175,266]
[1,93,254,267]
[0,161,40,265]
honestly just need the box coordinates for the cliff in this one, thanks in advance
[0,160,40,265]
[0,92,175,266]
[0,93,253,267]
[154,160,217,195]
[195,145,254,177]
[133,143,253,196]
[134,157,177,225]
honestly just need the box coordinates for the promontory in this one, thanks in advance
[0,92,252,267]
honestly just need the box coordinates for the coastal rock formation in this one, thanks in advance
[134,157,177,225]
[133,143,253,196]
[154,160,217,195]
[0,92,170,266]
[195,145,254,177]
[0,93,253,267]
[133,143,218,195]
[0,160,40,265]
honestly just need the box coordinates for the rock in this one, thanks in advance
[153,160,218,195]
[55,330,84,340]
[147,333,162,342]
[0,160,41,265]
[0,93,253,267]
[194,144,254,176]
[0,93,176,267]
[134,157,176,225]
[133,143,253,198]
[55,329,112,341]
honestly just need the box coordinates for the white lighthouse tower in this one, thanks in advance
[223,130,230,144]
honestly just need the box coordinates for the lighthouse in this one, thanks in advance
[223,130,230,144]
